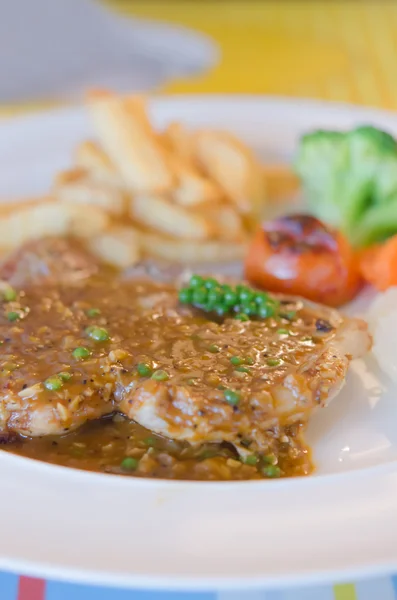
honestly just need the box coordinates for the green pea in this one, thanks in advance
[44,376,63,391]
[223,289,238,307]
[151,369,169,381]
[230,356,243,366]
[178,288,192,304]
[137,363,152,377]
[215,305,227,317]
[267,358,281,367]
[208,344,220,353]
[200,449,218,460]
[120,457,139,471]
[72,346,91,360]
[221,284,232,295]
[58,371,72,381]
[7,311,19,322]
[189,275,204,288]
[263,465,281,478]
[263,453,277,465]
[258,304,275,319]
[204,278,219,290]
[245,357,255,365]
[3,287,17,302]
[224,389,240,405]
[235,366,251,374]
[254,292,269,305]
[2,362,18,373]
[241,302,257,316]
[144,437,156,446]
[243,454,258,466]
[277,328,290,335]
[85,326,109,342]
[86,308,101,317]
[281,310,296,321]
[207,287,223,307]
[238,287,253,303]
[192,287,208,305]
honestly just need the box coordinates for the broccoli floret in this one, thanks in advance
[294,124,397,247]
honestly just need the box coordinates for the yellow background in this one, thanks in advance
[111,0,397,109]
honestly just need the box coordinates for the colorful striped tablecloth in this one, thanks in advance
[2,573,397,600]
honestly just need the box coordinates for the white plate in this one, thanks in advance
[1,96,397,591]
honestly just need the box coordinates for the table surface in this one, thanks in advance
[3,1,397,596]
[112,0,397,110]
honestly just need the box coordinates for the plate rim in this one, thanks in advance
[1,95,397,590]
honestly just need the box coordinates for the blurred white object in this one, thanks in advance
[366,287,397,383]
[0,0,218,102]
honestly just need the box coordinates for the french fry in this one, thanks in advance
[193,130,266,216]
[0,199,110,250]
[169,156,221,207]
[130,194,212,240]
[54,168,127,216]
[262,163,301,201]
[74,141,123,188]
[88,226,141,268]
[203,203,245,241]
[137,228,247,263]
[86,93,174,194]
[162,122,196,165]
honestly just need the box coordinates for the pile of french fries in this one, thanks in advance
[53,91,268,267]
[0,92,272,267]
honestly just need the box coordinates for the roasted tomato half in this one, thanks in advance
[244,215,361,307]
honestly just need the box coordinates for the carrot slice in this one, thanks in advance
[358,236,397,291]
